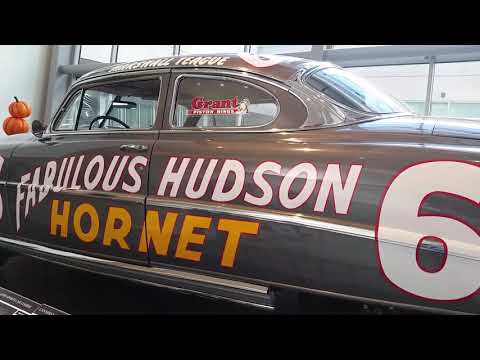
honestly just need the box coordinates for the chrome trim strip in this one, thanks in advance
[48,129,160,137]
[148,198,480,262]
[0,235,268,295]
[49,72,169,134]
[1,234,466,314]
[149,197,375,240]
[73,69,172,90]
[0,299,25,314]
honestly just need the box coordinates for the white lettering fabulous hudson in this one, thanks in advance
[156,157,363,214]
[16,154,147,231]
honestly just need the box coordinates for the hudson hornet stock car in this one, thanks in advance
[0,53,478,314]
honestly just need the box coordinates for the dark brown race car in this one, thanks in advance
[0,53,478,314]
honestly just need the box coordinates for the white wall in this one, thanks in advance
[0,45,52,137]
[350,62,480,103]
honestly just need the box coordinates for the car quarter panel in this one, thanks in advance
[146,118,480,314]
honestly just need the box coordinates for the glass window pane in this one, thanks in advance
[117,45,174,62]
[54,92,81,131]
[80,45,112,63]
[77,79,160,131]
[252,45,312,55]
[348,64,429,115]
[173,76,278,129]
[179,45,245,55]
[431,61,480,119]
[306,67,407,114]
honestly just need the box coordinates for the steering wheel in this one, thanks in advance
[89,115,130,130]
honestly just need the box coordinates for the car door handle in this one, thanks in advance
[120,144,149,152]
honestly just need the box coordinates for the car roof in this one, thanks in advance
[77,53,337,84]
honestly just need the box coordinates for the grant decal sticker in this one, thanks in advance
[187,96,249,116]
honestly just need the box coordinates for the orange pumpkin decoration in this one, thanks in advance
[8,97,32,118]
[3,117,29,135]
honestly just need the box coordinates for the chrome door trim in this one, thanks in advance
[0,235,468,314]
[0,236,470,315]
[0,235,268,295]
[148,197,375,240]
[48,129,160,137]
[147,198,480,262]
[48,71,170,134]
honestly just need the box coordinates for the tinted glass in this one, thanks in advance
[306,67,408,114]
[173,76,278,129]
[77,79,160,131]
[54,92,81,131]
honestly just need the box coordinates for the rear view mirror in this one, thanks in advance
[112,100,137,109]
[31,120,46,137]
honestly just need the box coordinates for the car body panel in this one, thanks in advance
[146,120,480,313]
[3,72,171,265]
[0,54,478,314]
[6,131,157,264]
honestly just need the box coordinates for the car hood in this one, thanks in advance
[0,133,36,160]
[0,132,35,144]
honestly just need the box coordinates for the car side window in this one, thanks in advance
[172,76,279,129]
[54,91,82,131]
[76,78,161,131]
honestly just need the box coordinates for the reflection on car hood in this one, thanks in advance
[0,132,35,144]
[432,117,480,140]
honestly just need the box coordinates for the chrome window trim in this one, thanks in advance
[50,66,410,136]
[49,72,168,134]
[49,129,160,136]
[155,113,403,134]
[171,68,291,91]
[168,73,281,131]
[74,69,171,89]
[52,89,83,132]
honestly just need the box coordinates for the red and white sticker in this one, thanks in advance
[187,96,249,116]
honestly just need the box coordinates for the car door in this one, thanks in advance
[6,71,170,265]
[144,70,309,282]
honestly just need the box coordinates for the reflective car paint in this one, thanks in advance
[0,54,478,314]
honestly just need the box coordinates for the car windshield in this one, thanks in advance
[305,67,409,114]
